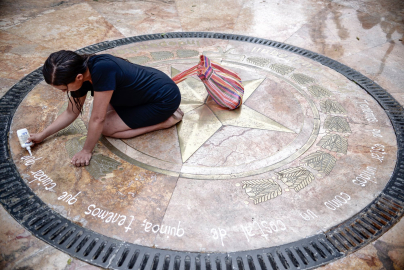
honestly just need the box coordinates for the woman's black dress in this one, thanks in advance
[71,54,181,129]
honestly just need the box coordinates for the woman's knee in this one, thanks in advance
[102,117,117,137]
[102,110,130,137]
[101,126,115,137]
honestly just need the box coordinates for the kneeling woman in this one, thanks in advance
[28,51,182,167]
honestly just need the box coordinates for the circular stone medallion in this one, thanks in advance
[9,36,397,253]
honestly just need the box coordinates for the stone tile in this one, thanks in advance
[0,0,79,18]
[372,222,404,270]
[9,83,180,247]
[284,23,344,60]
[93,0,175,3]
[284,3,356,59]
[6,3,124,51]
[339,40,404,94]
[390,92,404,107]
[184,126,297,168]
[319,243,383,269]
[0,12,37,30]
[234,0,328,41]
[183,74,303,168]
[331,0,404,22]
[329,12,401,57]
[1,0,404,268]
[154,118,398,252]
[175,0,244,32]
[154,177,286,252]
[123,126,182,164]
[318,217,404,270]
[90,1,182,37]
[0,0,84,29]
[105,136,183,173]
[0,77,17,99]
[104,37,229,63]
[286,6,402,60]
[339,94,393,127]
[329,0,404,46]
[0,206,100,270]
[0,30,54,80]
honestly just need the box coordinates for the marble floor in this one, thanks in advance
[1,0,404,269]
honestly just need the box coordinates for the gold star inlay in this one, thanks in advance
[172,67,295,162]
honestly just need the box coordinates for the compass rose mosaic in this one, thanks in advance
[4,34,403,269]
[103,45,322,180]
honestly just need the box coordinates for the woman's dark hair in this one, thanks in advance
[43,50,92,114]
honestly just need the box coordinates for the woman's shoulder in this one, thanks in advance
[90,54,116,60]
[89,54,133,71]
[89,54,118,65]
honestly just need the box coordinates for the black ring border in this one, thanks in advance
[0,32,403,270]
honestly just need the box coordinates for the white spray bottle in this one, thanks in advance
[17,128,33,156]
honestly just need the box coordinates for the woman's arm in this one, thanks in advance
[71,90,113,167]
[28,95,87,144]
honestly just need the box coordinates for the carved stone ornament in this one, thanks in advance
[242,179,282,204]
[276,167,315,192]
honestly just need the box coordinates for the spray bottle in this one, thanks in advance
[17,128,33,156]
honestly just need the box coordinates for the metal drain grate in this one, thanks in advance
[326,194,404,253]
[1,32,404,269]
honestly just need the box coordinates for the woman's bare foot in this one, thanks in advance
[173,107,184,120]
[162,108,184,128]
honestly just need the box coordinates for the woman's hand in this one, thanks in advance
[27,132,46,145]
[71,150,92,167]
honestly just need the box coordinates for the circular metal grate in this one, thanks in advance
[1,32,404,270]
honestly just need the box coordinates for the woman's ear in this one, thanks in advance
[76,74,84,81]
